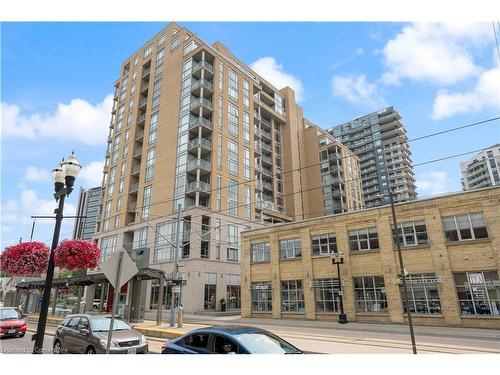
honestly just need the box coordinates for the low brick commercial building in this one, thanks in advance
[241,186,500,328]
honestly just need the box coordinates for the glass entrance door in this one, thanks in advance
[226,285,241,310]
[204,284,216,310]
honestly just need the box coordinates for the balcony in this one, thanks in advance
[261,128,272,140]
[255,164,263,174]
[261,154,272,166]
[140,83,149,94]
[190,98,213,116]
[186,181,211,195]
[260,117,272,129]
[256,200,275,211]
[142,67,151,79]
[262,181,274,191]
[129,183,138,194]
[187,159,212,175]
[192,61,214,78]
[127,202,137,212]
[138,98,148,111]
[254,143,262,155]
[189,117,213,136]
[254,129,262,138]
[133,147,142,159]
[188,137,212,153]
[191,79,213,96]
[262,167,273,178]
[131,165,141,176]
[137,114,146,127]
[261,142,272,154]
[135,130,144,142]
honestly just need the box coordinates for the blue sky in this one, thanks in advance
[1,22,499,250]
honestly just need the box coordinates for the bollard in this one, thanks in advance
[177,305,184,328]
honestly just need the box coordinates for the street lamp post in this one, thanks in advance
[330,251,347,324]
[32,152,81,354]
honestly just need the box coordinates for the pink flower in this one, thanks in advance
[54,240,100,270]
[0,242,49,276]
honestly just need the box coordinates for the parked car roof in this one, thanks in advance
[187,325,267,335]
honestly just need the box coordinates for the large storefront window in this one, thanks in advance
[400,274,442,314]
[354,276,388,313]
[204,273,217,310]
[150,280,172,310]
[454,271,500,316]
[281,280,305,312]
[312,278,340,312]
[251,282,272,311]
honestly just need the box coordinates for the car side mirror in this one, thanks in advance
[79,328,90,336]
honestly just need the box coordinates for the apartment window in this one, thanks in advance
[107,167,116,197]
[243,112,250,143]
[133,227,148,248]
[217,134,222,170]
[119,78,128,102]
[228,224,239,247]
[392,220,428,247]
[145,147,156,182]
[311,233,337,256]
[100,235,117,261]
[119,178,124,193]
[154,221,177,262]
[349,227,379,252]
[130,83,136,95]
[112,136,120,163]
[279,238,301,259]
[129,98,134,110]
[218,96,223,129]
[228,103,239,136]
[152,79,162,110]
[116,197,122,212]
[149,112,158,144]
[454,271,500,316]
[227,247,239,262]
[215,219,221,260]
[132,70,137,81]
[244,185,251,219]
[313,278,341,312]
[155,48,164,77]
[116,105,125,131]
[122,145,129,158]
[243,80,250,108]
[251,242,270,263]
[228,140,238,175]
[124,129,130,142]
[400,274,442,315]
[144,44,153,58]
[243,147,250,180]
[114,216,120,229]
[121,161,126,175]
[228,69,239,100]
[141,186,152,220]
[228,180,238,216]
[353,276,388,313]
[281,280,305,312]
[183,40,199,56]
[442,213,489,242]
[170,37,179,51]
[218,62,224,90]
[158,33,166,46]
[216,175,222,211]
[251,282,272,311]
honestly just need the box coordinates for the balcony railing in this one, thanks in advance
[131,165,141,176]
[189,117,213,131]
[261,142,272,153]
[192,61,214,74]
[188,137,212,150]
[186,181,211,193]
[187,159,211,172]
[191,98,213,110]
[133,147,142,159]
[261,154,272,165]
[127,202,137,212]
[129,183,138,194]
[191,79,213,92]
[135,130,144,142]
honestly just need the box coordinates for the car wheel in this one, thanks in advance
[85,346,96,354]
[18,333,25,338]
[53,340,62,354]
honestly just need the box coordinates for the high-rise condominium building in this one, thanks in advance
[329,107,417,208]
[73,187,102,241]
[92,22,363,314]
[461,144,500,190]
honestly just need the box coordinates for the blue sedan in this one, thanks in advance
[161,325,303,354]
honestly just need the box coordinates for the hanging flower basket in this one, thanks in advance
[54,239,101,270]
[0,242,50,276]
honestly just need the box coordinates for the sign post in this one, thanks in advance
[100,249,138,354]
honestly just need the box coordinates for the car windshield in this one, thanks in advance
[0,308,22,321]
[90,318,131,332]
[233,331,301,354]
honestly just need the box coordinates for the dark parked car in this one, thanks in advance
[161,325,303,354]
[0,307,27,338]
[52,314,148,354]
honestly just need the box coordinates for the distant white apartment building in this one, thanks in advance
[461,144,500,190]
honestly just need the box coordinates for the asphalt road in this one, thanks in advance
[0,333,53,354]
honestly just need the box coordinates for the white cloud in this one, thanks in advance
[23,166,51,183]
[250,57,304,102]
[432,65,500,119]
[416,171,449,195]
[79,161,105,188]
[331,74,385,109]
[382,23,491,86]
[1,94,113,146]
[355,48,365,55]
